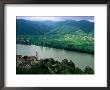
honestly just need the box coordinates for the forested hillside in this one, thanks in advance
[16,19,94,54]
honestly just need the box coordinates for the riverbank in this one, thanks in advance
[16,55,94,74]
[16,42,94,54]
[17,44,94,70]
[16,35,94,54]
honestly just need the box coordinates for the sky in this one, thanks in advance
[17,16,94,22]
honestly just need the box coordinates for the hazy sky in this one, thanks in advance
[17,16,94,22]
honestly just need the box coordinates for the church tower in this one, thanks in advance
[36,51,38,60]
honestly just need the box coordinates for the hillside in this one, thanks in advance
[16,19,54,35]
[16,19,94,35]
[16,19,94,54]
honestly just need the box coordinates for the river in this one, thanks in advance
[16,44,94,70]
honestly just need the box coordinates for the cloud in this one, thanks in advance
[17,16,94,22]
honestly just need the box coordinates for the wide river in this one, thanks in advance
[17,44,94,70]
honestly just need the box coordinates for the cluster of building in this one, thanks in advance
[16,52,40,68]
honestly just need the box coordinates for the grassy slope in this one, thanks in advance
[16,30,94,54]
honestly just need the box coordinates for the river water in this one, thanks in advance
[16,44,94,70]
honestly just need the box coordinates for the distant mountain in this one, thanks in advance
[55,20,94,33]
[16,19,53,35]
[16,19,94,35]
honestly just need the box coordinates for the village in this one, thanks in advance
[16,52,40,69]
[16,52,94,74]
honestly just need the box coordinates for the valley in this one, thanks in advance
[16,19,94,54]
